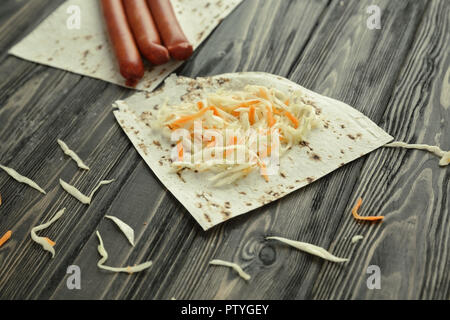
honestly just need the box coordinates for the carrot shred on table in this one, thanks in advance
[0,192,2,206]
[0,230,12,248]
[44,237,56,247]
[352,198,384,222]
[284,111,299,128]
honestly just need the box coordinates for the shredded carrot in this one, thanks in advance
[209,106,221,117]
[238,100,260,108]
[284,110,299,129]
[266,107,276,127]
[352,198,384,222]
[272,106,281,115]
[249,106,256,125]
[0,192,2,207]
[206,136,216,148]
[0,230,12,248]
[44,237,56,247]
[169,107,211,127]
[177,141,184,161]
[225,136,238,157]
[197,101,204,110]
[259,88,270,100]
[259,162,269,182]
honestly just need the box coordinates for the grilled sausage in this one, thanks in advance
[101,0,144,87]
[146,0,193,60]
[123,0,170,65]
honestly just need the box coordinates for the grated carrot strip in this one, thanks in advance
[266,107,276,127]
[259,88,270,100]
[177,141,184,161]
[169,107,211,127]
[284,111,299,129]
[352,198,384,222]
[249,106,256,125]
[272,105,281,115]
[259,162,269,182]
[0,230,12,248]
[44,237,56,247]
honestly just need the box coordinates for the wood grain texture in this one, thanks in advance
[0,0,448,300]
[311,0,450,299]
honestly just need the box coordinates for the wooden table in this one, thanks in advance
[0,0,448,300]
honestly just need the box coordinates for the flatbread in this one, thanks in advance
[9,0,243,92]
[113,72,393,230]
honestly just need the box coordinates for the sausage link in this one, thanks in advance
[101,0,144,87]
[146,0,193,61]
[123,0,170,65]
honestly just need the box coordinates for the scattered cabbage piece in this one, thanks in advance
[209,259,251,281]
[57,139,90,170]
[105,215,135,246]
[95,231,152,274]
[30,208,65,258]
[0,164,46,194]
[266,236,349,263]
[60,179,114,205]
[351,235,364,244]
[385,142,450,166]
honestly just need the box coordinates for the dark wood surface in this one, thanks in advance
[0,0,448,300]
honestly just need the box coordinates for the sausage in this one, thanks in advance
[122,0,170,65]
[146,0,193,61]
[101,0,144,87]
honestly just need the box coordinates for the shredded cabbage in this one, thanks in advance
[60,179,114,205]
[266,236,349,263]
[30,208,65,258]
[385,141,450,166]
[95,231,152,274]
[351,235,364,244]
[0,164,46,194]
[154,85,320,185]
[209,259,251,281]
[105,215,135,246]
[57,139,90,170]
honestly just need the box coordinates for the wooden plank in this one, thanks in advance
[311,0,450,299]
[0,0,64,61]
